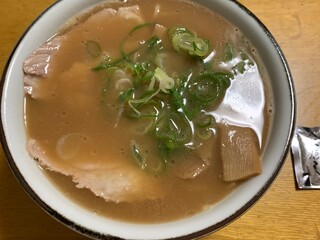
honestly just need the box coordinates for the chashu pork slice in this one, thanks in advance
[28,139,163,203]
[23,5,144,98]
[220,121,262,182]
[23,35,65,98]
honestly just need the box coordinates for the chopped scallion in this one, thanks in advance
[85,40,101,57]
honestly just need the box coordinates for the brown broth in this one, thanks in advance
[24,0,272,223]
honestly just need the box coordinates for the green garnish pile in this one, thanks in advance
[88,23,254,174]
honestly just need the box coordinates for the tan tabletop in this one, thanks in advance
[0,0,319,239]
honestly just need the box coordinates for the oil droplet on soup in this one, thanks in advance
[24,0,272,223]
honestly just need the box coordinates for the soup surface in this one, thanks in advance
[24,0,272,223]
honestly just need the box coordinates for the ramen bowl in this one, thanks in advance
[0,0,295,239]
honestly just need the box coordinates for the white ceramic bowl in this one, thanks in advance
[0,0,295,239]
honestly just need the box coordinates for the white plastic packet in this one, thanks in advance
[291,126,320,189]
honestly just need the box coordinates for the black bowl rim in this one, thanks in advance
[0,0,296,239]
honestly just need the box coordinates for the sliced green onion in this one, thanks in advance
[192,72,231,107]
[128,89,160,116]
[171,33,193,52]
[191,39,210,57]
[133,101,161,135]
[171,71,231,120]
[134,116,157,135]
[130,141,146,169]
[224,43,234,61]
[147,35,162,49]
[142,70,155,83]
[86,40,101,57]
[167,26,195,40]
[121,22,157,59]
[195,112,215,128]
[233,61,246,74]
[119,88,134,102]
[168,25,209,57]
[197,128,213,140]
[153,67,175,93]
[92,57,125,71]
[131,140,166,175]
[129,22,156,36]
[231,52,255,74]
[155,112,192,150]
